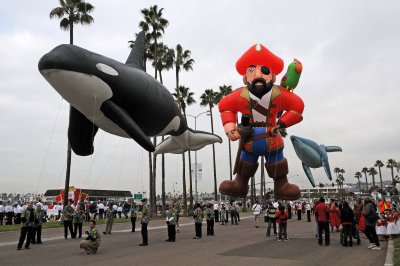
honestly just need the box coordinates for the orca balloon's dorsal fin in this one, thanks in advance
[126,31,146,71]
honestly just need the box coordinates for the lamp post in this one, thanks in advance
[187,111,210,201]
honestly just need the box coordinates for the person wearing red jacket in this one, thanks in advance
[315,197,330,246]
[276,205,289,241]
[218,43,304,200]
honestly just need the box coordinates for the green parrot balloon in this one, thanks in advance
[280,58,303,92]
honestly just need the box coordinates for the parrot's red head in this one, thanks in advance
[294,58,303,73]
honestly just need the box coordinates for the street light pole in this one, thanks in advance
[187,111,209,201]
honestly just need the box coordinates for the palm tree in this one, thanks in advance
[333,167,340,179]
[129,32,154,214]
[172,44,194,216]
[354,172,362,193]
[150,43,174,84]
[374,160,385,192]
[387,159,398,186]
[139,5,169,79]
[49,0,94,207]
[200,89,220,201]
[215,85,233,180]
[173,44,195,108]
[361,167,369,192]
[172,86,196,215]
[139,5,169,216]
[156,44,174,217]
[336,175,343,190]
[368,167,377,191]
[50,0,94,45]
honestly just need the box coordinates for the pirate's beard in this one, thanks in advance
[247,78,273,99]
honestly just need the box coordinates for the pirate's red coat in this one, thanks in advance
[219,85,304,151]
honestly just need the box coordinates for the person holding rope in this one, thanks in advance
[218,43,304,200]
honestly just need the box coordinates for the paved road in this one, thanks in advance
[0,215,387,266]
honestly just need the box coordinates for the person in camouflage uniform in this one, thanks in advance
[80,220,101,255]
[193,203,204,239]
[165,203,177,242]
[17,202,35,250]
[73,204,85,238]
[139,198,150,246]
[129,202,137,232]
[63,200,75,239]
[206,203,215,236]
[32,204,45,244]
[103,203,114,235]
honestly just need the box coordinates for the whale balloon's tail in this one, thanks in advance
[154,129,222,155]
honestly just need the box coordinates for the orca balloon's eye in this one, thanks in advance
[261,66,271,75]
[96,63,118,76]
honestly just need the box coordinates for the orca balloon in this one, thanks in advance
[38,32,221,156]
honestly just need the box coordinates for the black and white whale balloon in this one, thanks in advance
[38,32,221,156]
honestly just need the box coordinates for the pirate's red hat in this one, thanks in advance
[236,44,284,76]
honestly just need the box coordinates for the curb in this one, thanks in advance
[384,239,394,266]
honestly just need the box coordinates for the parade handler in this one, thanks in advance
[218,43,304,200]
[80,220,101,255]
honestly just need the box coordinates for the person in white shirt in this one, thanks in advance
[117,204,123,219]
[14,204,22,224]
[98,202,105,219]
[213,202,219,222]
[252,201,262,228]
[5,203,14,225]
[305,202,311,222]
[296,202,302,220]
[112,204,118,218]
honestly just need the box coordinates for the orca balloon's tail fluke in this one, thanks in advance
[154,129,222,155]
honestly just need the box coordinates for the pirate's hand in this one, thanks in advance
[271,124,280,136]
[224,122,241,141]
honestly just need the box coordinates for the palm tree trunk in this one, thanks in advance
[175,68,180,109]
[261,157,265,199]
[188,151,194,215]
[364,173,369,192]
[161,136,166,217]
[152,137,157,217]
[391,167,395,187]
[148,151,153,217]
[154,38,158,80]
[209,106,217,201]
[378,167,383,191]
[63,141,72,207]
[250,176,255,206]
[64,22,74,207]
[371,175,376,188]
[69,22,73,45]
[182,153,187,216]
[358,178,361,193]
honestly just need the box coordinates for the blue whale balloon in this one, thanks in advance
[38,32,221,156]
[290,135,342,187]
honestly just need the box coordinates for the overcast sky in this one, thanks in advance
[1,0,399,196]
